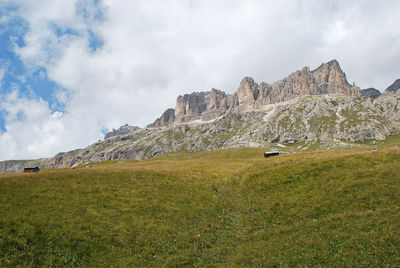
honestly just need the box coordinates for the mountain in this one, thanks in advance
[385,79,400,92]
[148,59,361,128]
[1,60,400,172]
[362,88,381,99]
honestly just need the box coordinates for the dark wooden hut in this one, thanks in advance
[24,166,40,173]
[264,151,280,158]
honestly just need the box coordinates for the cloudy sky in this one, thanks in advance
[0,0,399,161]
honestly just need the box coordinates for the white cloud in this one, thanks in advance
[0,91,62,160]
[0,0,400,160]
[323,20,349,45]
[0,90,104,160]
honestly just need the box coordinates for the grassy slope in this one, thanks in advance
[0,145,400,266]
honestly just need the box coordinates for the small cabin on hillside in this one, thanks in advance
[264,151,280,158]
[24,166,40,173]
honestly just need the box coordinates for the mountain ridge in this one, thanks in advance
[147,59,362,128]
[1,59,400,172]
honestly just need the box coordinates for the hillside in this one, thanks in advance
[1,145,400,266]
[2,92,397,170]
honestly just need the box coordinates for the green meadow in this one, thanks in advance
[1,145,400,266]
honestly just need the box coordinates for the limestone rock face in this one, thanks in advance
[147,108,175,128]
[174,92,209,123]
[386,79,400,92]
[313,60,346,90]
[173,89,237,123]
[362,88,381,99]
[237,77,259,110]
[208,88,228,111]
[265,66,320,104]
[311,59,362,96]
[104,125,140,139]
[149,59,362,128]
[201,88,233,121]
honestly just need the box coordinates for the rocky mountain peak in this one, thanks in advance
[311,59,361,96]
[327,59,340,67]
[148,59,362,128]
[312,59,347,84]
[386,79,400,92]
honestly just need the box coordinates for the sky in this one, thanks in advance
[0,0,399,161]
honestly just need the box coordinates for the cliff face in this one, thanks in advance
[268,60,361,104]
[311,59,360,95]
[174,92,209,123]
[147,108,175,128]
[149,59,362,127]
[150,88,236,126]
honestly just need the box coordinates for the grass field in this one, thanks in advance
[1,145,400,266]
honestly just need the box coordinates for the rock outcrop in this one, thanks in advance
[362,88,381,99]
[174,92,209,123]
[149,59,362,128]
[104,124,140,139]
[237,77,259,110]
[7,91,398,170]
[147,108,175,128]
[386,79,400,92]
[204,88,233,120]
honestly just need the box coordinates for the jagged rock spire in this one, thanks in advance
[148,59,362,128]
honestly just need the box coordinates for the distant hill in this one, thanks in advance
[385,78,400,92]
[362,88,381,99]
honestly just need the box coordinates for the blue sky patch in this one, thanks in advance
[88,29,104,52]
[0,6,73,130]
[78,0,105,24]
[0,0,105,136]
[0,109,6,133]
[52,24,80,38]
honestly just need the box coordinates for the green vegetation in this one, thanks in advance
[339,108,366,132]
[277,115,291,130]
[1,145,400,266]
[309,114,338,134]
